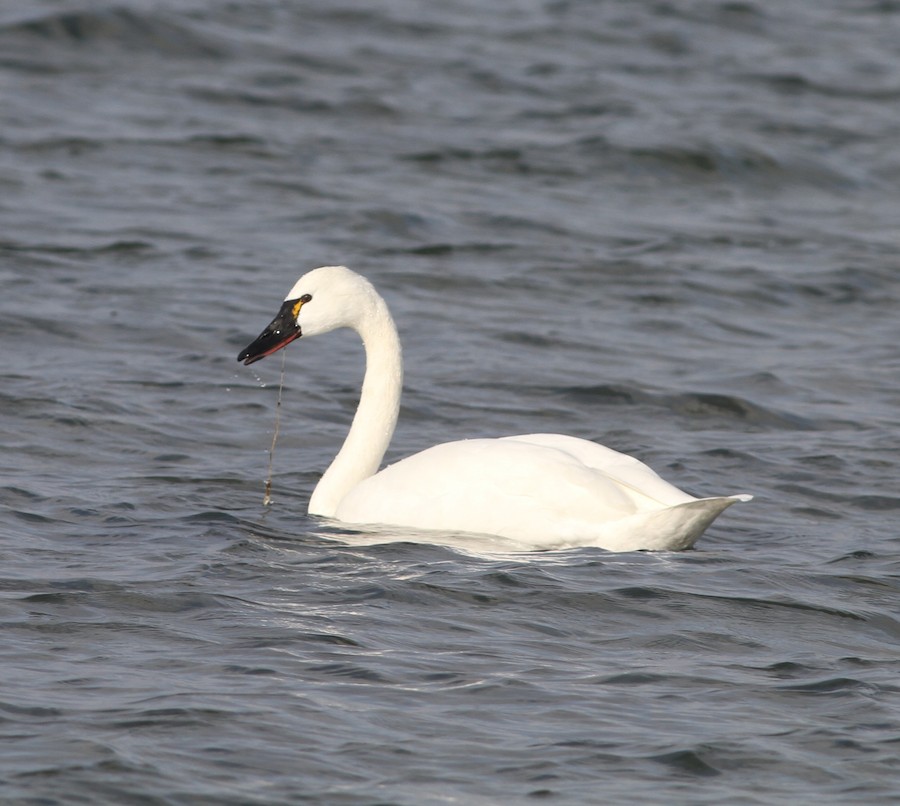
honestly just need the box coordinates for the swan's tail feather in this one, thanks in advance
[596,493,753,552]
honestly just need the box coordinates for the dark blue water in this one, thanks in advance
[2,1,899,803]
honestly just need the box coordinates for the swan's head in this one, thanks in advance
[237,265,379,366]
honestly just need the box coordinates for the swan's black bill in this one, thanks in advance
[238,299,302,365]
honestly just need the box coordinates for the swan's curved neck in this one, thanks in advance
[308,294,402,517]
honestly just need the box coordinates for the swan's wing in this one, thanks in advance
[500,433,697,508]
[336,437,632,530]
[337,435,676,531]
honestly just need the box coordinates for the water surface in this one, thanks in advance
[1,1,899,803]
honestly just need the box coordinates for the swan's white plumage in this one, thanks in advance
[240,265,751,552]
[336,436,749,551]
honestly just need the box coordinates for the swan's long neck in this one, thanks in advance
[308,294,402,517]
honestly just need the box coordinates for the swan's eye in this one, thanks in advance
[300,294,312,303]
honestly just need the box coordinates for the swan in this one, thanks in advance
[237,266,751,552]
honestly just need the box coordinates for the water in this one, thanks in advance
[1,1,899,803]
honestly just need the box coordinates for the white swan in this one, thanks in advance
[238,266,751,552]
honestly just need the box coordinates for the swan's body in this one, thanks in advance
[238,266,751,552]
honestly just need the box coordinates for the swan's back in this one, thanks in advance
[498,434,696,508]
[333,433,741,550]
